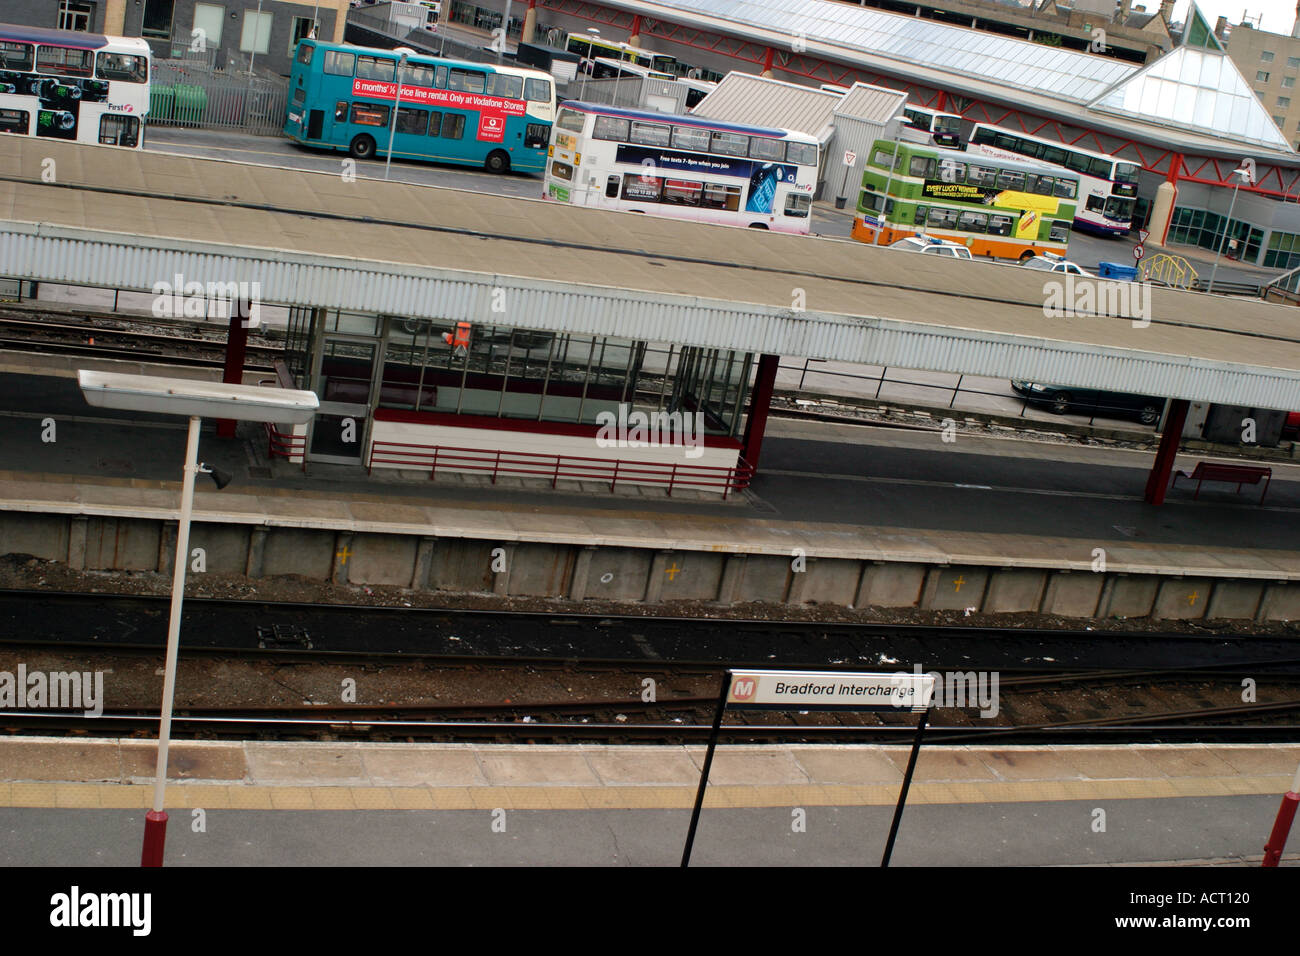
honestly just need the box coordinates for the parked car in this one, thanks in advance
[1020,253,1094,277]
[1011,380,1164,425]
[888,235,974,259]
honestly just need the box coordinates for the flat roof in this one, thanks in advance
[2,138,1300,411]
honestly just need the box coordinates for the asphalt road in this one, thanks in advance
[141,127,1280,285]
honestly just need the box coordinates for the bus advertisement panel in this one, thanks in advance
[0,22,149,149]
[285,40,555,173]
[850,139,1079,259]
[544,102,819,232]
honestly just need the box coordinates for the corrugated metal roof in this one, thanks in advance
[832,82,908,123]
[692,72,842,140]
[3,139,1300,411]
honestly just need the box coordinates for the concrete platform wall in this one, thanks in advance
[3,509,1299,623]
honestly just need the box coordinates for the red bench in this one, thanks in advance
[1172,462,1272,504]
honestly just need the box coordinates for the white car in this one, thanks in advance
[1021,254,1093,276]
[888,235,974,259]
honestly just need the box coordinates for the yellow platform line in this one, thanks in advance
[0,775,1290,811]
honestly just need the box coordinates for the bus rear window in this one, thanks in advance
[556,109,586,133]
[297,43,314,65]
[37,46,93,77]
[0,42,33,71]
[95,53,147,83]
[324,51,355,76]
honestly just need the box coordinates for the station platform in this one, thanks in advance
[3,356,1300,621]
[1,737,1295,865]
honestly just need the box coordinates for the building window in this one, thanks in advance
[1274,115,1286,127]
[240,11,273,55]
[141,0,174,40]
[1262,50,1275,62]
[58,1,95,32]
[1286,76,1296,88]
[192,3,224,50]
[1280,96,1291,108]
[1258,70,1271,82]
[289,16,316,55]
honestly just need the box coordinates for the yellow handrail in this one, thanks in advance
[1140,253,1198,290]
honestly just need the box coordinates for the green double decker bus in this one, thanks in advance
[851,139,1080,260]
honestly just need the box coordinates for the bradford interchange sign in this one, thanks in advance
[726,669,935,711]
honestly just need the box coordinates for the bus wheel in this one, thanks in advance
[748,223,769,229]
[485,150,511,174]
[349,135,376,160]
[1019,250,1035,261]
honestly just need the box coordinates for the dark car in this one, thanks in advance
[1011,380,1164,425]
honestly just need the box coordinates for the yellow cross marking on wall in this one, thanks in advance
[336,545,353,566]
[665,563,681,581]
[952,575,965,592]
[1188,591,1198,606]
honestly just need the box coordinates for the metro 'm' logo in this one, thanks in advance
[730,677,757,700]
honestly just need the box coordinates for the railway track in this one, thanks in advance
[0,310,280,369]
[2,636,1299,744]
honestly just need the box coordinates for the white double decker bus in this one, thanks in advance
[0,22,149,149]
[544,102,819,233]
[966,123,1140,236]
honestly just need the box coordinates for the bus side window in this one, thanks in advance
[427,111,442,136]
[435,66,447,88]
[914,206,928,226]
[441,113,465,140]
[525,123,549,149]
[335,101,349,122]
[989,215,1013,237]
[701,183,740,211]
[605,175,620,198]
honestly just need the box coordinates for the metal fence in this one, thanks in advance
[148,58,289,135]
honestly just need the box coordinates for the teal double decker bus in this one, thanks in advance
[284,40,556,174]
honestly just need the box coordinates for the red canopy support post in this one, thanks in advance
[1143,399,1189,505]
[217,302,250,439]
[741,353,780,473]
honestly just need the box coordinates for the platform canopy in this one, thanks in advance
[3,139,1300,411]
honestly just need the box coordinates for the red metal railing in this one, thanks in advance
[264,421,307,472]
[368,440,753,498]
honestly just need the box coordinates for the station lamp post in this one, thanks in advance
[1205,162,1255,295]
[77,371,318,867]
[580,28,600,99]
[385,47,415,182]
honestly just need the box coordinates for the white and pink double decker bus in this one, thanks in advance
[544,102,820,233]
